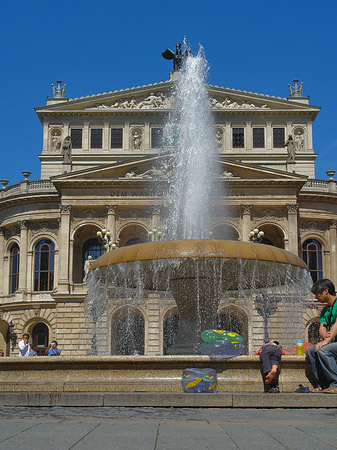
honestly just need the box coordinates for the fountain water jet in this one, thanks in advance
[86,45,311,355]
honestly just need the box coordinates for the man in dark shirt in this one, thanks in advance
[306,279,337,393]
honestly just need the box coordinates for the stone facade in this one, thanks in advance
[0,79,336,356]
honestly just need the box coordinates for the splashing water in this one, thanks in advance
[164,46,221,240]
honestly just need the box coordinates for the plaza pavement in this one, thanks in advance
[0,406,337,449]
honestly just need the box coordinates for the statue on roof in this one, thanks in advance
[51,80,66,98]
[162,43,190,71]
[288,79,303,97]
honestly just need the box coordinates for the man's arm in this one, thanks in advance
[315,322,337,351]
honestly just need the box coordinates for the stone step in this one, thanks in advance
[0,392,336,408]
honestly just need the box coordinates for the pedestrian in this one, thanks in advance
[45,340,61,356]
[0,349,4,357]
[306,279,337,393]
[18,333,31,357]
[255,340,285,392]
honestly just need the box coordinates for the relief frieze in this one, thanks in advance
[4,226,21,240]
[299,221,328,233]
[30,221,59,235]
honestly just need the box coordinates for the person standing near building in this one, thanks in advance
[18,333,31,357]
[306,279,337,393]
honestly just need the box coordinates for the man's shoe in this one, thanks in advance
[295,384,309,393]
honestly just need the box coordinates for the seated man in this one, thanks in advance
[306,279,337,393]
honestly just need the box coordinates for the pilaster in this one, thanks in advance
[306,121,313,150]
[242,205,252,242]
[17,220,29,294]
[58,205,71,292]
[266,122,272,151]
[146,293,161,355]
[43,123,49,151]
[103,122,109,150]
[225,122,231,150]
[106,205,117,242]
[0,229,4,296]
[124,122,130,150]
[246,121,252,150]
[83,122,89,151]
[144,123,150,149]
[287,205,299,255]
[329,220,337,284]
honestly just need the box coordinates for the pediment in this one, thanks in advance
[36,81,320,116]
[51,154,307,186]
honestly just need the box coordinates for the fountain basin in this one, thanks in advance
[88,240,309,355]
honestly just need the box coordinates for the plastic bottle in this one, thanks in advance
[296,339,304,355]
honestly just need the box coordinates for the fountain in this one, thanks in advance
[87,44,311,356]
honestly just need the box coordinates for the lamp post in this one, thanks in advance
[249,228,264,243]
[96,229,118,252]
[254,293,278,342]
[148,227,164,242]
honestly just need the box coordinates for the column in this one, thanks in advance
[0,229,4,296]
[242,205,252,242]
[246,121,252,150]
[103,122,109,151]
[83,122,89,151]
[58,205,71,292]
[287,205,299,255]
[266,121,272,150]
[225,122,231,150]
[17,220,28,294]
[329,220,337,284]
[106,205,117,242]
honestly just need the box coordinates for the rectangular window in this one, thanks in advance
[91,129,103,149]
[151,128,163,148]
[111,128,123,149]
[253,128,265,148]
[70,129,82,149]
[273,128,285,148]
[232,128,244,148]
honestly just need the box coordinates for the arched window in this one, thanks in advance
[32,322,49,356]
[34,239,55,291]
[217,308,248,354]
[163,311,180,355]
[308,321,320,344]
[111,307,145,355]
[9,244,20,294]
[82,238,103,280]
[302,239,323,282]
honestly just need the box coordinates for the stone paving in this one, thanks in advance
[0,407,337,449]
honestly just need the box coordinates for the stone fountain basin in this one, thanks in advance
[90,240,308,291]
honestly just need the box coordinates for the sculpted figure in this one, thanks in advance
[83,256,94,283]
[51,133,62,152]
[62,136,72,163]
[125,170,136,179]
[133,131,142,150]
[295,132,304,151]
[216,130,223,150]
[285,134,296,162]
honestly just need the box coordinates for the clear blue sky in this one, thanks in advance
[2,0,337,184]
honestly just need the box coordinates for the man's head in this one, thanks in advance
[0,349,4,357]
[23,333,29,340]
[311,279,336,303]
